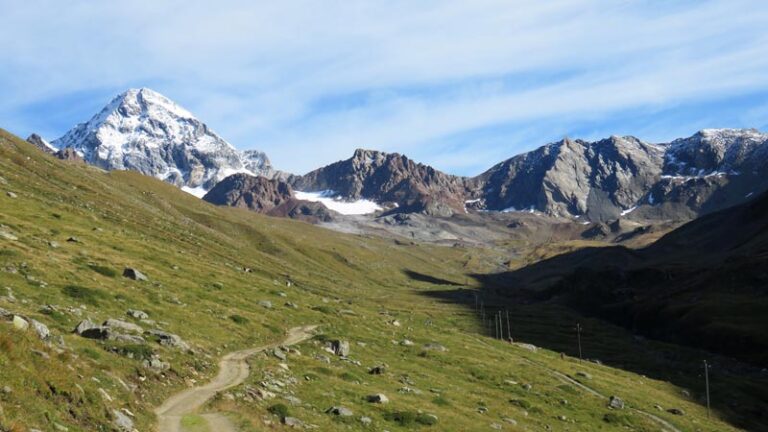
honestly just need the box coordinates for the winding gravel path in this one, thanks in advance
[155,325,318,432]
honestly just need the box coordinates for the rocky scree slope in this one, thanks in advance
[51,88,275,193]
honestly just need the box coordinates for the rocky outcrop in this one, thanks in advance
[290,149,468,216]
[26,134,55,154]
[203,173,335,222]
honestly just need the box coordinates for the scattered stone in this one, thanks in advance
[283,417,303,428]
[6,191,17,199]
[477,406,488,414]
[284,302,298,309]
[667,408,685,416]
[400,339,415,346]
[502,417,517,425]
[66,237,80,243]
[653,404,663,411]
[491,423,502,430]
[326,406,354,417]
[557,415,568,421]
[276,291,288,297]
[146,329,189,350]
[284,395,302,406]
[515,343,537,352]
[48,241,60,248]
[2,386,11,394]
[127,309,149,320]
[389,319,401,327]
[112,409,134,431]
[369,365,386,375]
[0,308,12,320]
[608,396,624,409]
[31,349,50,359]
[259,300,273,309]
[12,315,29,331]
[330,339,350,357]
[360,416,372,426]
[74,319,98,335]
[30,319,50,340]
[423,343,447,352]
[366,393,389,404]
[0,229,18,241]
[104,319,143,333]
[112,334,146,344]
[576,371,592,380]
[522,383,532,391]
[273,348,287,361]
[122,267,147,281]
[143,357,170,371]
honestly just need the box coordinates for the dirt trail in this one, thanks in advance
[155,325,318,432]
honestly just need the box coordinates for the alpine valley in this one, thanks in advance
[2,87,767,432]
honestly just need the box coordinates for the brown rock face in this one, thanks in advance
[290,149,469,216]
[203,174,335,222]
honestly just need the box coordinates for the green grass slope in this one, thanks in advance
[0,129,751,431]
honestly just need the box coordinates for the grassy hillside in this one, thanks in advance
[0,129,755,431]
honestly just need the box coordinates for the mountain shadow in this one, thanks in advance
[419,192,768,430]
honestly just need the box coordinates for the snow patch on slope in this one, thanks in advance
[295,190,382,215]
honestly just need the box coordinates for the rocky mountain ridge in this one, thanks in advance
[51,88,275,193]
[289,128,768,221]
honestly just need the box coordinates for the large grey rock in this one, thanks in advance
[30,319,50,341]
[330,340,350,357]
[146,329,189,351]
[122,268,147,281]
[111,409,133,432]
[326,406,354,417]
[608,396,625,409]
[11,315,28,331]
[366,393,389,404]
[126,309,149,320]
[104,319,143,334]
[73,319,98,335]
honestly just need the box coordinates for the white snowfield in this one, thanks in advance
[51,88,274,192]
[294,190,382,215]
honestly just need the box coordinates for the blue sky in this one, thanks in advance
[1,0,767,176]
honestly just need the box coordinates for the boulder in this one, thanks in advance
[122,268,147,281]
[423,343,447,352]
[147,329,190,351]
[143,357,170,371]
[369,365,386,375]
[667,408,685,416]
[326,406,354,417]
[11,315,29,331]
[112,409,134,432]
[30,319,50,340]
[104,319,143,334]
[366,393,389,404]
[283,417,303,428]
[126,309,149,320]
[400,339,415,346]
[112,334,146,344]
[74,319,98,335]
[273,348,287,360]
[608,396,624,409]
[80,327,112,340]
[258,300,273,309]
[330,340,350,357]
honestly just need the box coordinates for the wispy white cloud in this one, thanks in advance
[1,0,767,175]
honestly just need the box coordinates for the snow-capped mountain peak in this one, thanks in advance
[52,88,275,191]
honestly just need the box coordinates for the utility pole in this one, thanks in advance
[704,360,711,419]
[506,310,512,342]
[576,323,583,360]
